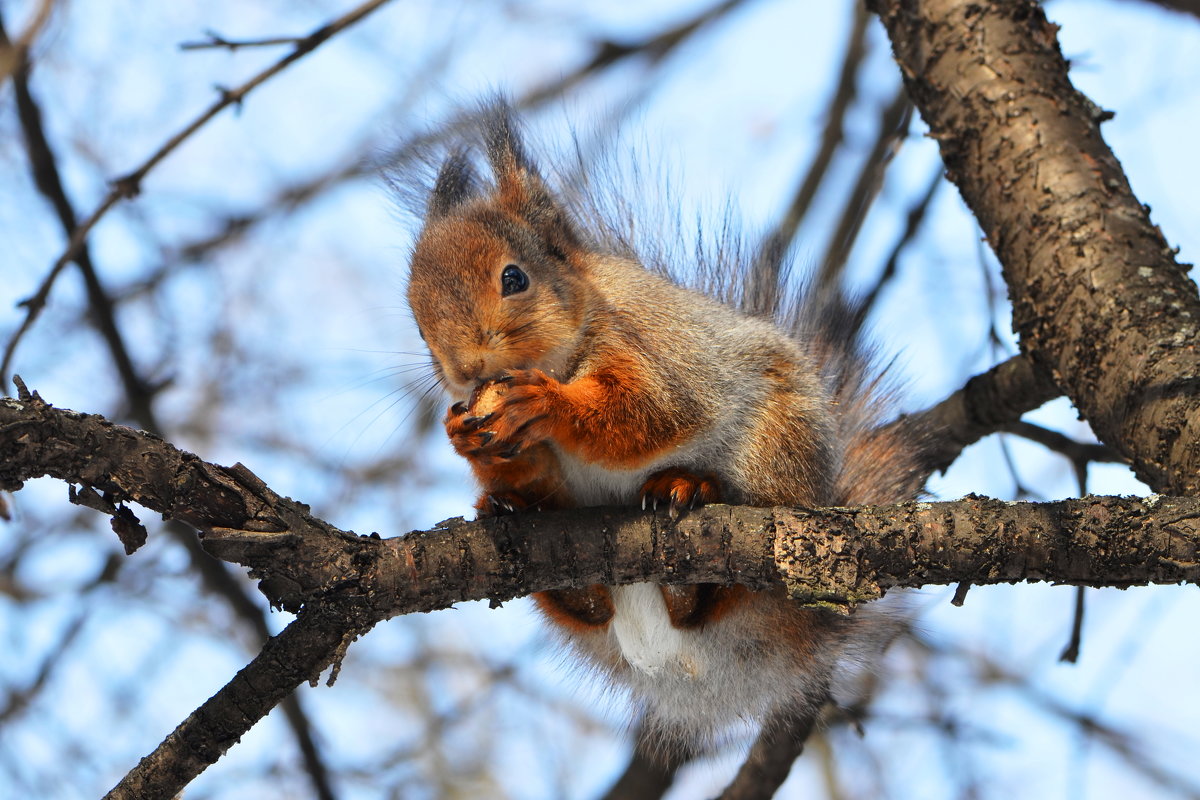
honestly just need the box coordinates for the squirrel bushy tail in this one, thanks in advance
[781,284,929,508]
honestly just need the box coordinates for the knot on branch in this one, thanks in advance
[772,508,882,610]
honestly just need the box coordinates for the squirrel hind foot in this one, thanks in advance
[476,491,532,517]
[639,468,721,519]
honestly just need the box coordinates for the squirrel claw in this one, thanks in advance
[639,468,721,518]
[479,493,519,517]
[450,401,468,415]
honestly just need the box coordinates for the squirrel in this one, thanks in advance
[401,101,927,752]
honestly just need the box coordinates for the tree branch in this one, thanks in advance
[3,389,1198,618]
[815,86,913,290]
[716,710,820,800]
[1132,0,1200,20]
[897,353,1062,479]
[766,2,872,258]
[869,0,1200,496]
[5,386,1200,796]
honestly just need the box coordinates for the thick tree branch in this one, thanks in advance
[4,391,1198,618]
[0,379,340,797]
[5,388,1200,797]
[869,0,1200,495]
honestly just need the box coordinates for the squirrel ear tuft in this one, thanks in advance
[481,98,582,253]
[481,99,535,189]
[428,150,478,219]
[481,99,552,212]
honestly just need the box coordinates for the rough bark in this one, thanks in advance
[869,0,1200,496]
[4,391,1199,620]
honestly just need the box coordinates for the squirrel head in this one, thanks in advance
[407,104,593,399]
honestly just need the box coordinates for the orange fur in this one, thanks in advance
[442,353,698,474]
[533,586,615,630]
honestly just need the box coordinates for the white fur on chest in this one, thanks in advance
[552,438,709,507]
[552,450,645,507]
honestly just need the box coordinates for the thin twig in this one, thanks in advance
[857,165,942,325]
[1000,420,1121,473]
[0,612,87,723]
[0,0,55,85]
[1135,0,1200,19]
[180,29,307,51]
[523,0,747,107]
[2,11,158,419]
[1,6,369,793]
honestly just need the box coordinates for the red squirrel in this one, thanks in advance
[403,102,926,750]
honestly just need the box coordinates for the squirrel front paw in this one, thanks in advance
[444,371,557,464]
[640,468,721,519]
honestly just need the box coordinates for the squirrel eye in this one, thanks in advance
[501,264,529,296]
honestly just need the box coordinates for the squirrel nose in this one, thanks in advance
[453,357,487,386]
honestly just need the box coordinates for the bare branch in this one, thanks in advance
[859,166,943,317]
[0,0,55,85]
[102,600,374,800]
[524,0,748,106]
[815,86,913,290]
[4,386,1200,797]
[1128,0,1200,19]
[896,353,1063,479]
[3,391,1199,617]
[766,2,872,257]
[717,709,820,800]
[179,29,307,51]
[2,13,159,420]
[598,742,684,800]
